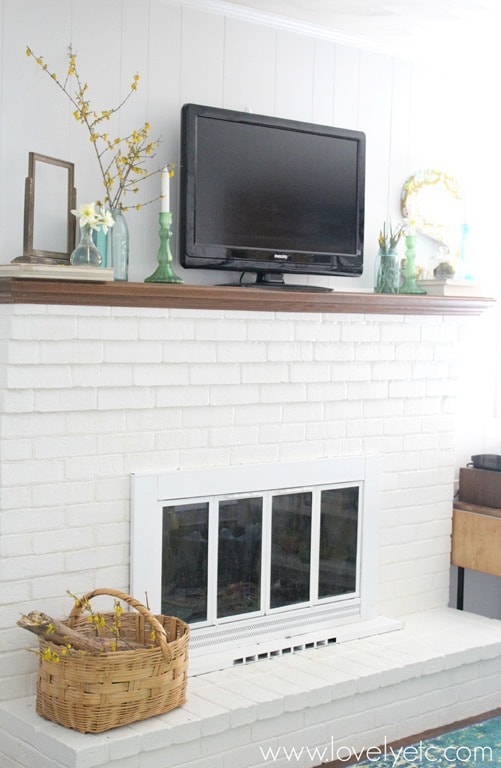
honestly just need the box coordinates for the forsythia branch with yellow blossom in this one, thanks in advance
[26,44,172,212]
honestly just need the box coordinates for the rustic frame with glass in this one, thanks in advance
[20,152,76,264]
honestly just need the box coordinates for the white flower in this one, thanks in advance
[71,202,100,230]
[71,202,116,233]
[403,216,417,236]
[97,208,115,235]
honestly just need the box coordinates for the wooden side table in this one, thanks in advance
[451,501,501,609]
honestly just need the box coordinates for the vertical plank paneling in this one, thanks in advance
[142,0,183,279]
[223,17,276,115]
[454,56,499,284]
[118,0,159,276]
[329,41,366,290]
[388,58,412,218]
[120,0,152,137]
[69,0,124,200]
[312,39,335,126]
[0,0,5,234]
[332,43,361,129]
[176,6,225,283]
[70,0,123,92]
[358,50,394,292]
[148,0,183,149]
[1,0,73,259]
[275,29,315,121]
[179,6,224,107]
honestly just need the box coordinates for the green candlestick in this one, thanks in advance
[399,234,426,295]
[145,212,183,284]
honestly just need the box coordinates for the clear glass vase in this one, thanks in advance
[70,224,102,267]
[107,209,129,281]
[374,248,400,293]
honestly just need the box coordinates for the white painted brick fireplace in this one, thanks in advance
[1,298,500,768]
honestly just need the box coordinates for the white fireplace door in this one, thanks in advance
[131,457,383,674]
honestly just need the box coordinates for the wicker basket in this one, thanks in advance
[36,588,190,733]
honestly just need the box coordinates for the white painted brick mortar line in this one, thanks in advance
[181,694,229,736]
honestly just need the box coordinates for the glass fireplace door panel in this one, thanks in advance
[217,497,262,618]
[319,487,359,598]
[270,492,312,609]
[161,502,208,622]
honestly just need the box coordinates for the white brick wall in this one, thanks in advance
[0,304,465,702]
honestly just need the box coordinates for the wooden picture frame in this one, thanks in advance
[19,152,77,264]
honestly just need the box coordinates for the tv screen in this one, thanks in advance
[179,103,365,290]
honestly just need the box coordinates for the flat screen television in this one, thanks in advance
[179,103,366,291]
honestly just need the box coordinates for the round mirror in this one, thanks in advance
[401,169,464,257]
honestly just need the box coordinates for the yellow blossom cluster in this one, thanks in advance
[41,646,61,662]
[26,44,167,212]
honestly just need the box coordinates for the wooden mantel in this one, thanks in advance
[0,278,495,315]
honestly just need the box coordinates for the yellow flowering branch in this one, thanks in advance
[18,594,161,664]
[26,44,170,211]
[66,591,149,652]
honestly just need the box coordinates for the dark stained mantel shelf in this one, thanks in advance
[0,278,496,316]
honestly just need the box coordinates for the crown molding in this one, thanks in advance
[179,0,408,58]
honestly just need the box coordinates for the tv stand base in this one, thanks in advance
[219,274,333,293]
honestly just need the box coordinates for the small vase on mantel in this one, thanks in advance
[93,227,107,266]
[93,208,129,281]
[70,224,102,267]
[375,248,400,294]
[107,209,129,281]
[400,235,426,294]
[375,219,403,294]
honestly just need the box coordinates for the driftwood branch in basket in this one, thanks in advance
[17,611,147,653]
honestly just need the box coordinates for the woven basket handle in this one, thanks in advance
[68,588,172,663]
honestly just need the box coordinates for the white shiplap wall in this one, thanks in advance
[0,0,472,289]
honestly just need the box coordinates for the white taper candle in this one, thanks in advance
[160,166,170,212]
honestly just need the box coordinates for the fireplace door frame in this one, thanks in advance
[131,456,381,672]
